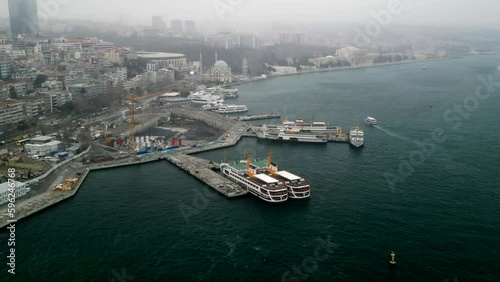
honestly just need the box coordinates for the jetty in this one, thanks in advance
[166,154,247,198]
[232,113,281,121]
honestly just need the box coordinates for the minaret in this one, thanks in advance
[199,51,203,75]
[215,49,218,63]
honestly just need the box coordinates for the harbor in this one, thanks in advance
[1,104,364,228]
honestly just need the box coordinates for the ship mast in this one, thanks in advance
[247,154,254,177]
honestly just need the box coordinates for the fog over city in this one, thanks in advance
[1,0,500,30]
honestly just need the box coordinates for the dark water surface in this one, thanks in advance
[3,56,500,282]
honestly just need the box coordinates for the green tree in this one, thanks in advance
[34,74,48,88]
[9,86,18,99]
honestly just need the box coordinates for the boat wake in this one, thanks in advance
[373,125,412,143]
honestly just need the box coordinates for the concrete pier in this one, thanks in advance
[166,154,247,198]
[232,113,281,121]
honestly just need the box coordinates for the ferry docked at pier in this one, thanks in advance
[349,127,364,147]
[266,153,310,199]
[257,126,328,143]
[213,104,248,114]
[187,91,224,104]
[263,119,341,134]
[207,86,238,98]
[220,156,288,203]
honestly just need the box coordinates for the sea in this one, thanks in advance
[2,56,500,282]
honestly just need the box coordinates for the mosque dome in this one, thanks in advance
[214,60,229,68]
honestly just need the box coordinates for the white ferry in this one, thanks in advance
[365,116,378,125]
[187,91,224,104]
[349,127,364,147]
[257,127,328,143]
[213,104,248,114]
[266,153,310,199]
[263,119,341,134]
[220,157,288,203]
[207,86,238,98]
[202,102,224,111]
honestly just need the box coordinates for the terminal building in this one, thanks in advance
[0,181,29,206]
[25,135,62,156]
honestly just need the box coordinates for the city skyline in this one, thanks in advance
[0,0,500,31]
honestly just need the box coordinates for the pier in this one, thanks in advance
[166,154,247,198]
[231,113,281,121]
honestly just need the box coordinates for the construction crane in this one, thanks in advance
[129,94,136,154]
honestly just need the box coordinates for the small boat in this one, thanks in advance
[421,66,428,70]
[365,116,378,125]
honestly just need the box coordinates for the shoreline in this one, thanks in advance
[225,57,451,87]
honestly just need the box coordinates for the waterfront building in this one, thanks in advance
[0,181,28,206]
[8,0,39,37]
[336,46,368,66]
[270,66,297,75]
[158,97,191,107]
[210,60,232,84]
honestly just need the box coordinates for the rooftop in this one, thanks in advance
[136,52,186,60]
[30,135,54,143]
[275,170,301,181]
[254,174,279,184]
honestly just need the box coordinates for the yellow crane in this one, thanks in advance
[129,94,136,154]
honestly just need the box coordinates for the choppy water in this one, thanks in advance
[2,56,500,282]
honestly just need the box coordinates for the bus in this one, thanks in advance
[16,138,30,146]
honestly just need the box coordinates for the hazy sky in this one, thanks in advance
[0,0,499,29]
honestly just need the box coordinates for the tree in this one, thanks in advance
[80,87,87,95]
[34,74,48,88]
[77,127,92,148]
[9,86,18,99]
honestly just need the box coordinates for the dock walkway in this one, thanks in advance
[166,154,247,198]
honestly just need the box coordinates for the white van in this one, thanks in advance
[32,155,39,159]
[44,156,52,160]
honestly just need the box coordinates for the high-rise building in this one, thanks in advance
[171,19,183,34]
[8,0,40,37]
[293,33,305,45]
[152,16,166,29]
[185,20,196,34]
[242,58,248,77]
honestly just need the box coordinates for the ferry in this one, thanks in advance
[349,127,364,147]
[207,86,238,98]
[202,102,224,111]
[263,119,341,134]
[257,127,328,143]
[213,104,248,114]
[220,156,288,203]
[365,116,378,125]
[187,91,224,104]
[266,153,310,199]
